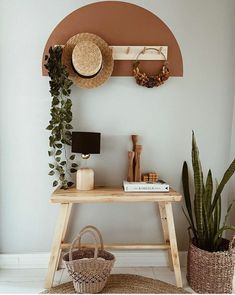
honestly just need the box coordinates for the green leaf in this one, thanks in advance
[48,150,53,156]
[48,170,55,176]
[53,180,58,187]
[61,179,68,190]
[68,182,74,187]
[70,155,75,160]
[49,163,54,169]
[182,206,197,241]
[65,131,72,137]
[49,136,55,147]
[213,190,221,238]
[182,162,195,229]
[72,163,78,168]
[65,99,72,108]
[203,170,214,241]
[213,225,235,245]
[204,170,213,210]
[62,89,68,96]
[223,199,235,228]
[210,158,235,214]
[52,97,59,105]
[55,157,61,162]
[60,161,66,166]
[55,150,62,155]
[46,125,53,130]
[192,131,204,245]
[70,168,77,173]
[65,124,73,130]
[56,165,63,172]
[59,174,65,181]
[55,143,62,149]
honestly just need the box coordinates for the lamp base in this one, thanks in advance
[76,168,94,190]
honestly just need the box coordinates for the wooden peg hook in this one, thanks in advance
[126,46,130,54]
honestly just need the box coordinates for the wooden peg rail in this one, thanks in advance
[55,45,168,61]
[111,46,168,60]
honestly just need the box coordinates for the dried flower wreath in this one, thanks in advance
[133,47,170,88]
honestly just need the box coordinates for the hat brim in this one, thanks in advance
[62,33,114,89]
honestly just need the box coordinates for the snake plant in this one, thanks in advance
[182,131,235,251]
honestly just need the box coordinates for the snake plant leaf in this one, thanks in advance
[223,199,235,228]
[210,158,235,214]
[205,170,213,210]
[204,170,214,240]
[202,196,210,242]
[213,225,235,245]
[214,193,221,237]
[182,207,198,241]
[182,161,196,234]
[192,131,204,242]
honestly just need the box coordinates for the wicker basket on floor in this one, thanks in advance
[187,236,235,294]
[63,225,115,294]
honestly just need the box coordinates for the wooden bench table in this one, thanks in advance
[45,186,183,288]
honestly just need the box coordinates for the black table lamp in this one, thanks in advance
[72,132,101,190]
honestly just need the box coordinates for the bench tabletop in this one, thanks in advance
[51,186,182,203]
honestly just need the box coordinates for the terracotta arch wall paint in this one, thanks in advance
[42,1,183,77]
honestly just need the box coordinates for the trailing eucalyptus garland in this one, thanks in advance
[44,46,78,189]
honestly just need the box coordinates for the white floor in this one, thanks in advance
[0,267,234,294]
[0,267,195,294]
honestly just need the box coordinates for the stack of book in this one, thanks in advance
[123,180,169,192]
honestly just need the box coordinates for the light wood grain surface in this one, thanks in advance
[61,243,171,250]
[51,187,182,203]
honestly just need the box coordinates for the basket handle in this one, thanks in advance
[229,235,235,253]
[79,225,104,251]
[69,226,104,261]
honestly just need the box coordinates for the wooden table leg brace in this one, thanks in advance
[158,202,173,270]
[44,203,72,289]
[164,202,182,287]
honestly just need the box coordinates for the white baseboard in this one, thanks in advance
[0,250,187,269]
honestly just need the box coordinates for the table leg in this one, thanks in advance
[55,203,73,271]
[165,202,183,288]
[44,203,71,289]
[157,202,173,270]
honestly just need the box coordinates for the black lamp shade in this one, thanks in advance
[72,132,101,154]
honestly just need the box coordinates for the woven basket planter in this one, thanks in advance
[63,225,115,294]
[187,237,235,293]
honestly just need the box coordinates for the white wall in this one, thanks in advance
[0,0,235,253]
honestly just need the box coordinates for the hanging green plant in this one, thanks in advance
[44,46,78,189]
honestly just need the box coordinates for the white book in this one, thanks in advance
[123,180,169,192]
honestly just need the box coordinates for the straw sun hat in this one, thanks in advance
[62,33,114,89]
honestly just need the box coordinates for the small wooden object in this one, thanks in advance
[127,151,135,182]
[142,172,159,182]
[131,135,138,151]
[134,145,142,182]
[131,135,138,181]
